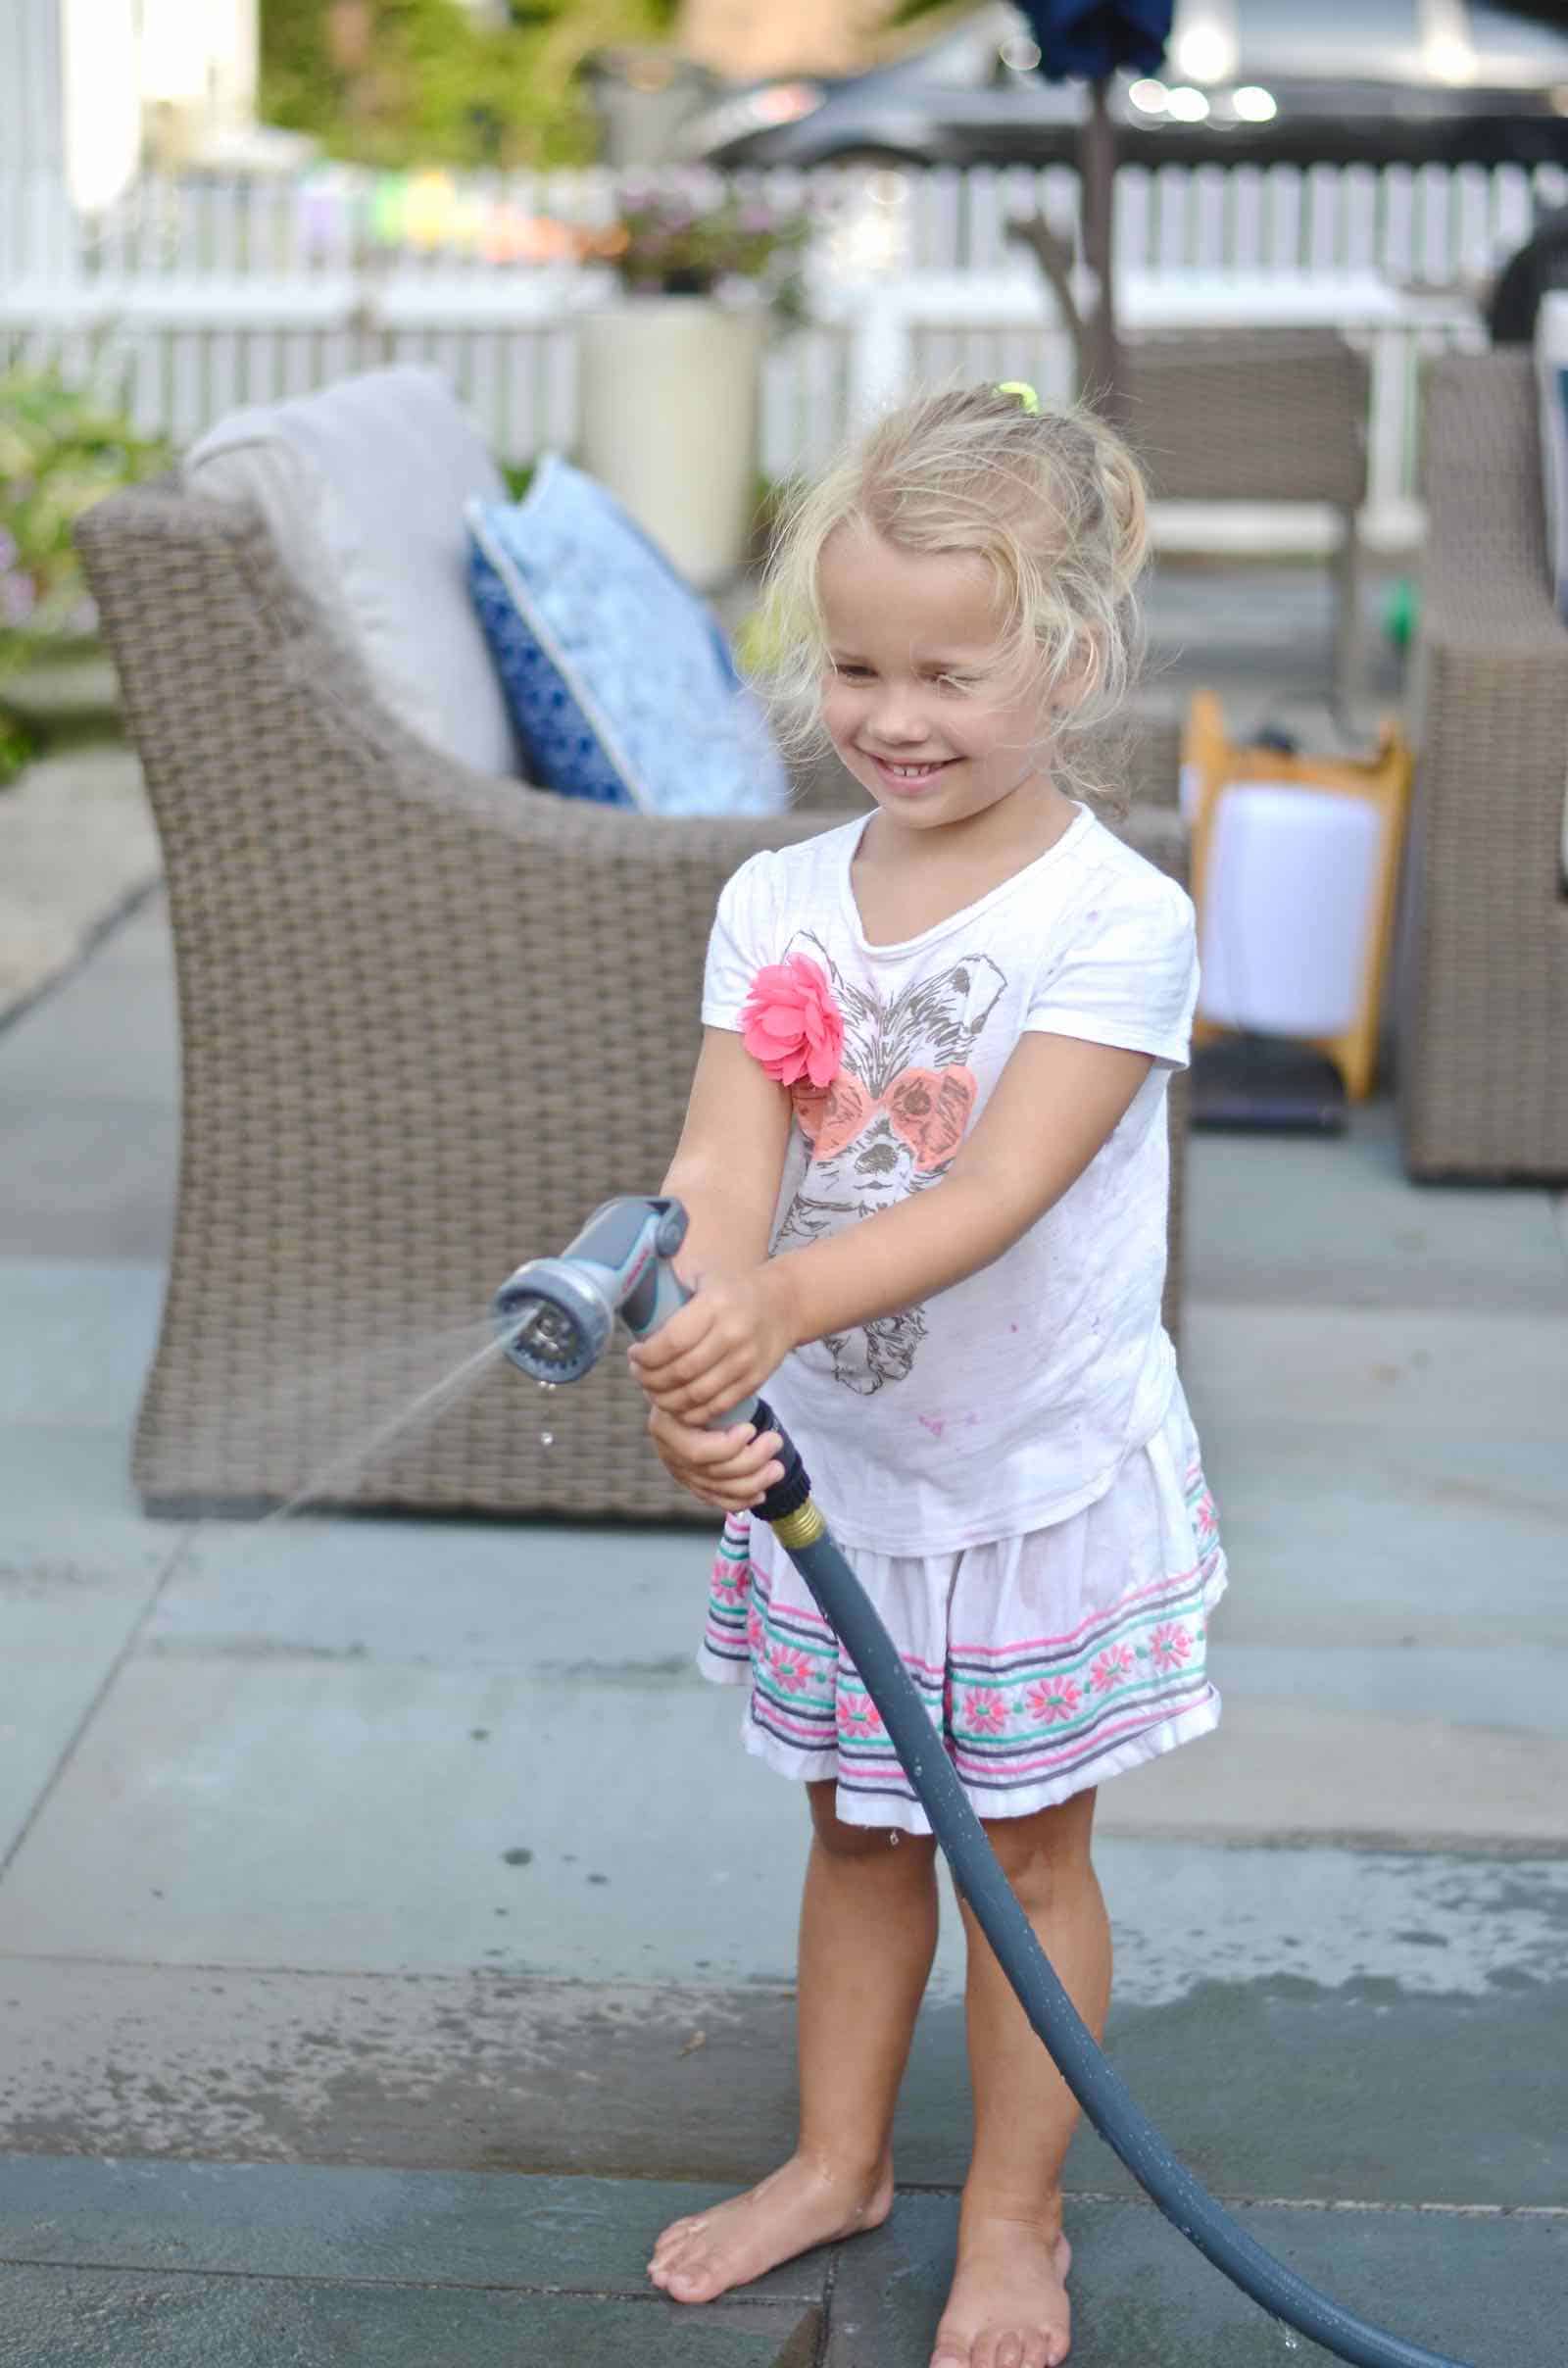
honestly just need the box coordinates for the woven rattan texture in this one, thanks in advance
[1400,352,1568,1180]
[77,479,1190,1519]
[1123,330,1369,509]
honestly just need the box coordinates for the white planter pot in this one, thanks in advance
[576,298,764,590]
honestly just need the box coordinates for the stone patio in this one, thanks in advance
[2,565,1565,2364]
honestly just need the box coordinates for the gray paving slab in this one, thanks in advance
[828,2190,1565,2368]
[151,1503,711,1670]
[1208,1642,1568,1736]
[1184,1303,1568,1441]
[3,1853,1564,2207]
[1185,1421,1568,1649]
[1186,1104,1568,1313]
[0,930,177,1109]
[1,2157,1561,2368]
[0,1096,175,1260]
[0,1645,802,1978]
[0,2265,819,2368]
[0,2155,821,2301]
[0,744,157,1027]
[1103,1691,1568,1851]
[0,1563,168,1866]
[0,1419,182,1580]
[0,1258,167,1431]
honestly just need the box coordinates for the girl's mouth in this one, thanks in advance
[862,753,956,793]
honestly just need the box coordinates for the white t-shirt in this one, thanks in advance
[702,804,1200,1554]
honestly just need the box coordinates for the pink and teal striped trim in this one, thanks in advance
[702,1456,1225,1815]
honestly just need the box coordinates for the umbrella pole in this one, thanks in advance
[1080,74,1128,427]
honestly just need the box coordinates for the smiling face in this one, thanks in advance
[817,522,1066,840]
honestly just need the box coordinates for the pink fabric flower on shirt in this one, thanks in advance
[740,954,844,1089]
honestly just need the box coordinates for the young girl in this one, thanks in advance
[628,382,1226,2368]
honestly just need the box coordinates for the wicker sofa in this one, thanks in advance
[1399,351,1568,1180]
[76,445,1188,1523]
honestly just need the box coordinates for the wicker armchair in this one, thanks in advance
[1122,328,1370,718]
[76,476,1187,1521]
[1399,352,1568,1180]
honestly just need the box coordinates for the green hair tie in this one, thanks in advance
[995,380,1040,414]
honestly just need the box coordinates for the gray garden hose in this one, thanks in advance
[495,1197,1476,2368]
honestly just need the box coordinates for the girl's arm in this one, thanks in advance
[772,1030,1151,1347]
[632,1030,1152,1426]
[634,1025,797,1513]
[660,1025,793,1282]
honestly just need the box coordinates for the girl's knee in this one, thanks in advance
[978,1790,1098,1903]
[808,1783,937,1867]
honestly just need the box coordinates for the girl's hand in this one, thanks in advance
[645,1406,785,1513]
[627,1270,796,1428]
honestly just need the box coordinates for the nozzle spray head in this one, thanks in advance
[492,1196,691,1384]
[492,1259,613,1384]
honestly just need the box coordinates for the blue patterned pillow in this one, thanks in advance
[466,459,790,815]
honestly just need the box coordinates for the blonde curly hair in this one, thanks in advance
[754,382,1149,809]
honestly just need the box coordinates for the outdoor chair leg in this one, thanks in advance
[1332,507,1364,726]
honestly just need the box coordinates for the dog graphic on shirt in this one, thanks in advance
[773,933,1006,1394]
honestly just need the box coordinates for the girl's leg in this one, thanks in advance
[649,1778,940,2303]
[932,1787,1110,2368]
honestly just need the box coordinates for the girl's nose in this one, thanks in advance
[867,687,929,745]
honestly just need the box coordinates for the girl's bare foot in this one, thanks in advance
[648,2151,894,2305]
[929,2218,1073,2368]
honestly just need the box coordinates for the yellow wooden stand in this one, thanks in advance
[1181,692,1413,1103]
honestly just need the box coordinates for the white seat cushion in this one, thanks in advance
[185,367,519,779]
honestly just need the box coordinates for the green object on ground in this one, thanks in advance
[1383,577,1419,649]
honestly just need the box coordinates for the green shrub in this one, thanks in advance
[261,0,679,172]
[0,370,172,780]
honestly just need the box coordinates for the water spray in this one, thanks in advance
[494,1196,1476,2368]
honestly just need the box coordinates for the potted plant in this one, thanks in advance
[572,179,813,589]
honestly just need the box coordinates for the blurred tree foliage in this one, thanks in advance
[261,0,680,170]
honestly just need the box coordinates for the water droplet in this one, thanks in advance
[540,1431,554,1448]
[537,1379,557,1394]
[1282,2335,1300,2353]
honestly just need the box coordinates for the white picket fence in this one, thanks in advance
[23,157,1568,285]
[2,156,1542,531]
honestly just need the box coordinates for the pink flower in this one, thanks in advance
[962,1686,1009,1736]
[1090,1645,1135,1695]
[741,955,844,1089]
[769,1644,814,1695]
[711,1562,751,1605]
[1026,1677,1082,1726]
[836,1690,883,1739]
[1150,1623,1191,1673]
[746,1605,766,1656]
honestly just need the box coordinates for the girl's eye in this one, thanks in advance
[937,674,979,692]
[832,663,872,680]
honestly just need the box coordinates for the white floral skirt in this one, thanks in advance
[699,1379,1227,1835]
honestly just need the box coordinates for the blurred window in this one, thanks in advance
[1236,0,1422,65]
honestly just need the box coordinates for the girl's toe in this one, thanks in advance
[649,2214,704,2268]
[665,2255,719,2302]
